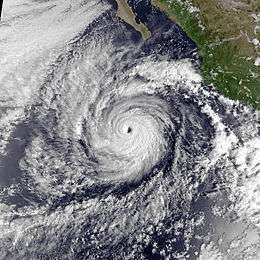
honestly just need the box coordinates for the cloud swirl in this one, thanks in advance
[0,0,259,259]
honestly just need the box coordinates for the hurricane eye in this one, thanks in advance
[0,0,259,259]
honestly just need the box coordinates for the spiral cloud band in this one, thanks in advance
[0,0,259,259]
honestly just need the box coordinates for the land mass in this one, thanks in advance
[115,0,151,40]
[152,0,260,108]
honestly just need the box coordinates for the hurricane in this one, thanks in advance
[0,0,259,259]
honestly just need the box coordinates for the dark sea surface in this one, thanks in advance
[0,1,259,259]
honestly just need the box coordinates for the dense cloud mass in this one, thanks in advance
[0,0,259,259]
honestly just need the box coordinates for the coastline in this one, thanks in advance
[152,0,260,108]
[114,0,151,40]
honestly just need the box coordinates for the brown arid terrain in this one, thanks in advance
[115,0,151,39]
[152,0,260,108]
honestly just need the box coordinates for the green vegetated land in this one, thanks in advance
[152,0,260,108]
